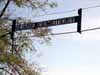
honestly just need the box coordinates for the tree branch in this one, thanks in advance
[14,67,22,75]
[0,68,13,75]
[0,0,10,18]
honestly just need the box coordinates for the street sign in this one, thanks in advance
[15,8,82,33]
[15,16,78,31]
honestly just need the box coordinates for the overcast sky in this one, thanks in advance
[13,0,100,75]
[31,0,100,75]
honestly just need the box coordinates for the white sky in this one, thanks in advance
[9,0,100,75]
[34,0,100,75]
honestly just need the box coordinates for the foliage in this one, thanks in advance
[0,0,57,75]
[14,0,57,8]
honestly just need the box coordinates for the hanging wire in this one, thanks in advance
[15,26,100,38]
[25,4,100,18]
[82,4,100,10]
[1,26,100,38]
[51,27,100,36]
[13,4,100,19]
[35,5,100,17]
[10,4,99,19]
[1,4,100,20]
[1,4,100,38]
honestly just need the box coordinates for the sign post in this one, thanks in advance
[11,20,16,54]
[77,8,82,34]
[11,20,16,40]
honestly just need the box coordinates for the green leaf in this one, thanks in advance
[15,0,23,7]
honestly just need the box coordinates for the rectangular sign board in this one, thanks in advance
[15,16,78,31]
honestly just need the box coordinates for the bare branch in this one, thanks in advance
[0,68,13,75]
[0,0,10,18]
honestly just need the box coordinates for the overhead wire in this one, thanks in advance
[51,27,100,36]
[82,4,100,10]
[1,4,100,20]
[21,26,100,38]
[30,4,100,18]
[1,26,100,39]
[0,4,100,38]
